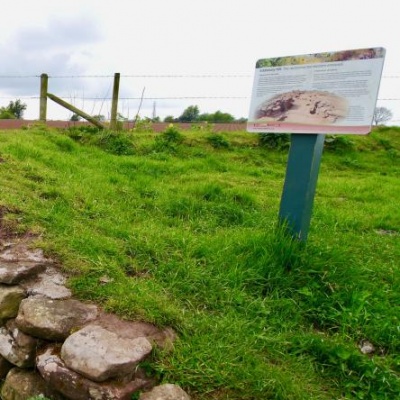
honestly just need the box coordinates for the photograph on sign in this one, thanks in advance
[247,48,386,134]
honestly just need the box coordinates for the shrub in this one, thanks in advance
[152,125,184,153]
[258,133,290,150]
[95,131,135,155]
[67,125,101,140]
[0,109,16,119]
[131,117,154,133]
[65,127,134,155]
[206,133,230,149]
[160,124,184,144]
[324,135,355,152]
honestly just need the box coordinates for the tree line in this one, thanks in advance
[0,99,395,126]
[0,100,27,119]
[75,105,395,125]
[162,105,247,123]
[76,105,248,124]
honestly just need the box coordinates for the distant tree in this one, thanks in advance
[0,108,16,119]
[92,114,106,122]
[213,111,235,123]
[164,115,176,123]
[164,108,244,124]
[199,110,235,123]
[373,107,393,125]
[70,113,81,121]
[1,99,27,119]
[178,105,200,122]
[198,113,210,121]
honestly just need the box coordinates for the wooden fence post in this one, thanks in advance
[110,73,120,130]
[46,93,105,129]
[39,74,48,122]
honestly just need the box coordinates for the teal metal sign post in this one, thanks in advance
[278,134,325,241]
[247,48,385,241]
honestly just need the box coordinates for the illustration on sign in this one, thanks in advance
[247,48,386,134]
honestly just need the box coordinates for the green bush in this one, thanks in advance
[160,124,184,144]
[131,117,154,133]
[66,127,134,155]
[206,133,230,149]
[95,131,135,155]
[324,135,355,152]
[67,125,101,140]
[0,109,16,119]
[258,133,290,150]
[152,125,184,153]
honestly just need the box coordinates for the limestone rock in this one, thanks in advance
[0,260,47,284]
[140,384,191,400]
[15,297,98,340]
[20,266,72,300]
[90,312,176,351]
[0,236,52,264]
[360,340,375,354]
[1,367,65,400]
[61,325,152,382]
[0,285,26,320]
[37,346,154,400]
[0,319,42,368]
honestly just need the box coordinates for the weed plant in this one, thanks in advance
[258,133,290,150]
[324,134,356,152]
[131,117,154,133]
[206,133,230,149]
[0,126,399,399]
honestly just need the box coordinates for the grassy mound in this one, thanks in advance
[1,125,399,399]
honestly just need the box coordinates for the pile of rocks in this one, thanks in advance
[256,93,297,119]
[0,236,190,400]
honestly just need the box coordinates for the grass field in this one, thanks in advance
[0,124,399,399]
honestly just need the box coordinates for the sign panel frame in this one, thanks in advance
[247,48,386,135]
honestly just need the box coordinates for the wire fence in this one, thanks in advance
[0,73,399,122]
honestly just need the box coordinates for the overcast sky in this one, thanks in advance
[1,0,399,123]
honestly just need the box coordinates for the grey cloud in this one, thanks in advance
[0,48,88,95]
[0,15,103,96]
[15,16,103,52]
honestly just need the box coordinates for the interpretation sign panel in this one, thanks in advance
[247,48,385,134]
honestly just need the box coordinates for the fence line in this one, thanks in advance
[1,73,399,122]
[2,96,400,101]
[0,119,248,131]
[0,74,253,79]
[1,74,400,79]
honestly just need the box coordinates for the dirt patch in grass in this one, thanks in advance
[0,205,22,240]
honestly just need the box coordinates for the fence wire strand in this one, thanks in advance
[1,74,399,119]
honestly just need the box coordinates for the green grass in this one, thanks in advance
[1,125,400,399]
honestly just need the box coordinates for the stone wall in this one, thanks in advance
[0,234,190,400]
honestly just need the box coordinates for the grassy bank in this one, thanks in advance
[0,124,399,399]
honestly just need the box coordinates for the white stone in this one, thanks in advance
[140,384,191,400]
[61,325,152,382]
